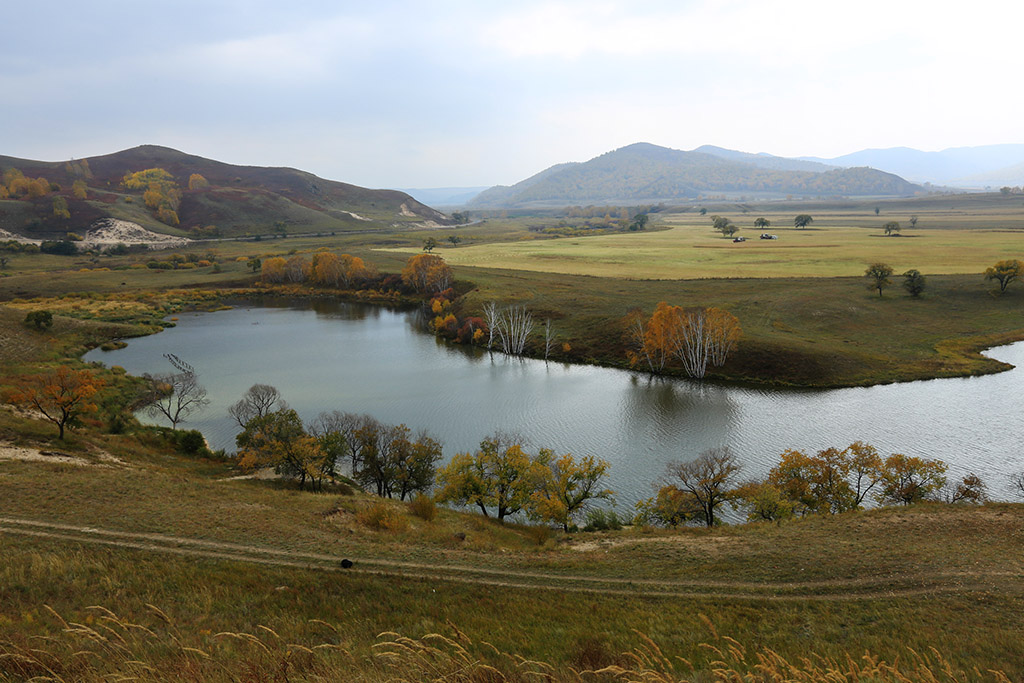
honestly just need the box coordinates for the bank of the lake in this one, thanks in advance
[85,299,1024,507]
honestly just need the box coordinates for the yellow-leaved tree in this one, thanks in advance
[531,451,613,531]
[435,434,543,521]
[6,367,105,439]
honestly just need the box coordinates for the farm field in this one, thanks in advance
[402,220,1024,280]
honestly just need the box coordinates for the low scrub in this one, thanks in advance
[355,500,410,532]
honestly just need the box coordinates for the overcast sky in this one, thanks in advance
[1,1,1021,188]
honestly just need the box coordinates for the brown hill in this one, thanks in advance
[0,145,451,239]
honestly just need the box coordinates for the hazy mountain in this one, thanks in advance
[468,143,919,208]
[0,145,451,239]
[693,145,837,173]
[400,186,491,206]
[801,144,1024,186]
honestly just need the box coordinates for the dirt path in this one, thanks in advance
[0,516,1013,601]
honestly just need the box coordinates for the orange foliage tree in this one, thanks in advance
[71,180,88,200]
[401,253,453,293]
[6,367,105,439]
[188,173,209,190]
[626,303,741,378]
[261,257,287,283]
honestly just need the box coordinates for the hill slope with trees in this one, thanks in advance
[0,145,452,240]
[469,142,920,208]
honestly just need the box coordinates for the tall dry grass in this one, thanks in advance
[0,606,1010,683]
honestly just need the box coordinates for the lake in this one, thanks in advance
[84,298,1024,506]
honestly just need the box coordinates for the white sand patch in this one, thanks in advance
[0,228,41,245]
[341,211,370,221]
[399,203,416,217]
[0,440,126,467]
[81,219,190,250]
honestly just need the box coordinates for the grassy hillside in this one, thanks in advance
[469,142,920,207]
[0,145,452,240]
[0,402,1022,680]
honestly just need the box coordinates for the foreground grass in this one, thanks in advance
[1,406,1023,678]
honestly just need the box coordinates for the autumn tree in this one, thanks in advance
[236,408,334,491]
[625,303,741,378]
[793,214,813,229]
[984,259,1024,293]
[435,433,541,520]
[188,173,209,190]
[311,252,342,286]
[261,256,287,283]
[141,354,209,429]
[338,254,371,287]
[401,253,453,293]
[865,263,893,297]
[494,305,534,355]
[662,447,742,527]
[947,473,987,504]
[876,453,947,505]
[531,451,614,531]
[634,484,703,527]
[71,180,88,200]
[122,168,182,227]
[52,196,70,220]
[6,367,105,439]
[733,481,794,523]
[229,384,288,427]
[350,421,442,499]
[765,442,883,515]
[902,269,926,297]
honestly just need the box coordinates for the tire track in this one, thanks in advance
[0,516,1010,601]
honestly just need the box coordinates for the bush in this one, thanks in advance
[40,240,78,255]
[583,508,624,532]
[23,310,53,330]
[176,430,207,455]
[408,494,436,521]
[356,501,409,532]
[525,524,552,546]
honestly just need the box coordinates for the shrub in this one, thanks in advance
[583,508,624,532]
[408,494,436,521]
[525,524,552,546]
[23,310,53,330]
[176,430,207,455]
[356,501,409,532]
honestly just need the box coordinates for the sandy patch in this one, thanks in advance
[0,440,126,468]
[399,203,416,218]
[0,228,41,245]
[81,219,190,250]
[570,533,743,554]
[341,211,370,221]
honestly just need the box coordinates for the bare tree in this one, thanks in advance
[229,384,287,427]
[663,446,742,527]
[1011,472,1024,499]
[543,318,556,360]
[482,301,500,350]
[142,354,209,429]
[496,305,534,355]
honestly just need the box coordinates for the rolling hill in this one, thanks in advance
[468,143,920,208]
[801,143,1024,186]
[0,145,452,240]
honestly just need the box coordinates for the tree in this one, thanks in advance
[1011,472,1024,499]
[625,303,740,378]
[793,214,813,229]
[699,207,707,216]
[447,235,462,247]
[663,447,742,527]
[883,221,900,236]
[876,453,947,505]
[311,252,342,287]
[237,408,333,491]
[422,237,437,253]
[24,310,53,330]
[874,206,881,215]
[141,354,209,429]
[753,217,770,230]
[247,257,262,274]
[6,367,105,439]
[542,318,557,360]
[908,215,918,229]
[401,253,453,293]
[764,442,883,515]
[353,423,441,499]
[984,259,1024,293]
[435,434,540,520]
[494,305,534,355]
[482,301,500,350]
[902,269,926,297]
[229,384,287,427]
[531,451,613,531]
[635,484,703,527]
[711,216,731,232]
[947,473,987,504]
[188,173,209,190]
[865,263,893,297]
[629,213,649,231]
[734,481,794,523]
[71,180,88,199]
[52,196,70,220]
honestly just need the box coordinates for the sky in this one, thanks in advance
[2,0,1022,188]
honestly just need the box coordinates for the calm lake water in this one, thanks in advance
[84,299,1024,506]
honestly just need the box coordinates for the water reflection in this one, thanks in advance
[84,301,1024,506]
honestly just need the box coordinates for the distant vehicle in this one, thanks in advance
[732,237,746,242]
[759,233,778,240]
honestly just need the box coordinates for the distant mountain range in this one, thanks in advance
[800,144,1024,187]
[0,145,451,240]
[468,143,920,208]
